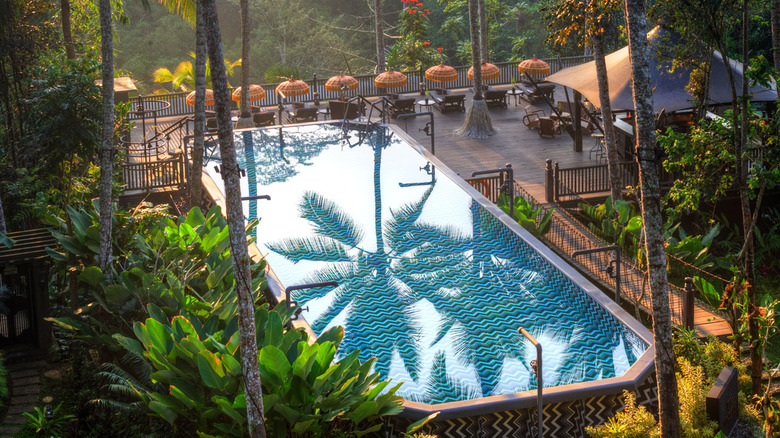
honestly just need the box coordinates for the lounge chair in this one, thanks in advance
[253,111,276,127]
[329,100,361,120]
[430,91,465,113]
[538,117,562,138]
[522,106,545,129]
[206,118,218,132]
[288,107,318,123]
[484,89,508,108]
[389,97,415,119]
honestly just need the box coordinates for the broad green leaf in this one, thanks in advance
[347,401,378,424]
[259,345,291,387]
[171,377,205,409]
[185,207,207,228]
[104,285,131,308]
[197,350,229,390]
[79,266,106,287]
[353,424,382,437]
[212,396,244,424]
[171,316,198,341]
[145,318,174,355]
[405,412,440,434]
[292,419,316,434]
[149,400,178,424]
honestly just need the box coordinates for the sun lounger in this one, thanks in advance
[484,89,508,108]
[389,97,416,118]
[430,91,466,113]
[288,107,318,123]
[252,111,275,127]
[329,100,361,120]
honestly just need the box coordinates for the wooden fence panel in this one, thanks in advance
[122,155,185,191]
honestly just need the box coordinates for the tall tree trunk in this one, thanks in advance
[0,193,6,234]
[235,0,252,128]
[591,25,621,200]
[773,1,780,74]
[478,0,488,61]
[374,0,386,73]
[200,0,266,435]
[741,0,760,396]
[98,0,114,279]
[190,0,207,208]
[455,0,496,139]
[60,0,75,59]
[623,0,681,436]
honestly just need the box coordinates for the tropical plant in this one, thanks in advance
[152,54,240,92]
[496,194,553,238]
[0,353,7,413]
[585,390,657,437]
[110,302,405,437]
[22,402,76,436]
[579,196,643,259]
[264,63,300,83]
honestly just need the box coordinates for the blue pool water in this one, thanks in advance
[205,124,648,405]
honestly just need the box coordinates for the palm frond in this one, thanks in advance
[267,236,352,263]
[384,187,434,252]
[299,191,364,247]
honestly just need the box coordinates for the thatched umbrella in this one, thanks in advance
[232,84,266,102]
[467,62,500,81]
[425,64,458,92]
[275,78,310,101]
[325,74,359,101]
[517,57,551,76]
[374,70,408,94]
[186,89,214,106]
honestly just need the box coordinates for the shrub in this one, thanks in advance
[677,358,718,438]
[585,390,657,438]
[497,194,554,238]
[0,353,7,414]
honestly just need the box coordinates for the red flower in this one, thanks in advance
[423,42,431,46]
[424,9,429,13]
[416,2,423,6]
[410,9,416,13]
[437,47,443,52]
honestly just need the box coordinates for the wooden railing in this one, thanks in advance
[546,160,638,202]
[466,175,505,203]
[129,56,594,119]
[122,154,186,191]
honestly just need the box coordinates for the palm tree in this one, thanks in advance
[623,0,681,435]
[235,0,252,129]
[60,0,75,59]
[98,0,114,277]
[455,0,496,138]
[190,0,207,208]
[375,0,386,73]
[153,56,240,91]
[200,0,266,435]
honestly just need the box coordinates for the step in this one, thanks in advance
[7,368,39,379]
[8,394,37,405]
[10,376,39,387]
[0,425,22,436]
[10,385,39,396]
[5,359,46,371]
[7,404,34,416]
[2,415,26,425]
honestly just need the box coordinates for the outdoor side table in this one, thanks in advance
[506,89,523,106]
[590,132,605,161]
[318,108,330,120]
[417,99,434,112]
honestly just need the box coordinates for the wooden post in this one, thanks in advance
[573,91,582,152]
[684,277,695,330]
[545,159,554,203]
[553,161,560,202]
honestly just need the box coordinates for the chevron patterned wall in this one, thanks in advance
[380,375,659,438]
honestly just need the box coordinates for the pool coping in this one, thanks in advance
[202,121,656,421]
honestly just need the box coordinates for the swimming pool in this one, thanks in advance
[202,122,654,419]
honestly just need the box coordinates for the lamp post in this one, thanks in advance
[519,327,543,438]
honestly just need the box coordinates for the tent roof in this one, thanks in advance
[546,26,776,112]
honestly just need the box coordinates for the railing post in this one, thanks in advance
[545,159,553,203]
[553,161,560,202]
[684,277,695,330]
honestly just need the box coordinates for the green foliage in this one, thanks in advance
[152,55,241,92]
[22,402,76,436]
[388,1,443,70]
[265,63,301,83]
[497,194,553,238]
[0,353,7,413]
[585,390,657,438]
[677,357,718,438]
[578,196,643,258]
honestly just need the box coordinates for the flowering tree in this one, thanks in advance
[386,0,443,70]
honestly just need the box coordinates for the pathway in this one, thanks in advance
[0,353,47,437]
